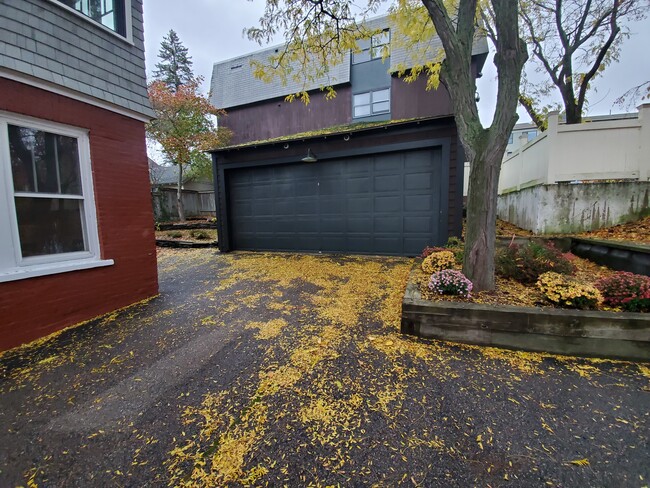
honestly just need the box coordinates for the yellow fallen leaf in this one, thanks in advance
[570,458,590,466]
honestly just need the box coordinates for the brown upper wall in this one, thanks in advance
[222,85,352,145]
[391,75,453,119]
[220,53,487,146]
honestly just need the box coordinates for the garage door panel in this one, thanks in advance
[347,176,372,194]
[375,195,402,213]
[347,217,372,233]
[374,216,401,233]
[374,174,402,192]
[227,148,445,255]
[294,218,320,233]
[373,237,402,254]
[404,216,432,233]
[295,181,319,196]
[405,173,433,190]
[405,195,433,212]
[294,198,319,216]
[321,235,347,251]
[348,196,373,213]
[374,156,402,172]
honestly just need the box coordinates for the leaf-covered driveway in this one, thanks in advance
[1,249,648,487]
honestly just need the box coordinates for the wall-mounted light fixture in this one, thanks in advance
[301,149,318,163]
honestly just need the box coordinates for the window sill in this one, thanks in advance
[0,258,114,283]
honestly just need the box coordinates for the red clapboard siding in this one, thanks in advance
[0,78,158,351]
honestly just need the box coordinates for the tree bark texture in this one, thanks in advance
[176,163,186,222]
[423,0,528,290]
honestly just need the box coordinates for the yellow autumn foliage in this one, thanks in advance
[537,272,603,309]
[421,251,455,275]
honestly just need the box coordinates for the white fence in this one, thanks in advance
[498,104,650,195]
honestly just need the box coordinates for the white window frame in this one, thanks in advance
[353,88,391,119]
[46,0,134,44]
[0,111,113,283]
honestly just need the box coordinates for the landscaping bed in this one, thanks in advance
[155,229,218,248]
[402,239,650,361]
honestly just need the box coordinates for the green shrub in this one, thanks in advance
[445,236,463,248]
[596,272,650,312]
[167,231,183,238]
[496,241,575,284]
[190,230,210,240]
[537,272,602,310]
[422,250,456,275]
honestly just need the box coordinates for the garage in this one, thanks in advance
[211,117,463,256]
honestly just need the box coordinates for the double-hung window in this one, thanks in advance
[54,0,128,37]
[353,89,391,118]
[0,112,110,282]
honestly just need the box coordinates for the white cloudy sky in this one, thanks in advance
[142,1,650,126]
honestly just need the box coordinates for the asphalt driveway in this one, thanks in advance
[0,249,648,487]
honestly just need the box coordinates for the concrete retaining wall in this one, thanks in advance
[497,181,650,234]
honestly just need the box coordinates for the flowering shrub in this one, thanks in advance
[420,246,446,258]
[428,269,473,298]
[537,272,603,310]
[421,250,456,274]
[496,241,575,284]
[596,272,650,312]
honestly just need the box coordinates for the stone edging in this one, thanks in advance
[401,266,650,362]
[157,222,218,230]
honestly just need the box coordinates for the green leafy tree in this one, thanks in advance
[519,0,649,128]
[153,29,195,91]
[247,0,527,290]
[147,79,231,222]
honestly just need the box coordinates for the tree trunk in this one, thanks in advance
[462,135,505,291]
[563,98,583,124]
[176,163,186,222]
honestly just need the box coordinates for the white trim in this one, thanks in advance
[0,69,152,123]
[0,111,111,281]
[0,258,114,283]
[44,0,134,45]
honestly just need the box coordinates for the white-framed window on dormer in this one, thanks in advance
[0,112,112,283]
[53,0,129,38]
[352,29,391,64]
[353,88,391,118]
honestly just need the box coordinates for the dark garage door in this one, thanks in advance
[227,148,445,255]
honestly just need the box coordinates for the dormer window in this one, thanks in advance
[352,29,390,64]
[55,0,127,37]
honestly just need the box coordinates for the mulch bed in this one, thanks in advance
[417,253,617,310]
[496,217,650,244]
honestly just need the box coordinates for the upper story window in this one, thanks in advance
[352,29,391,64]
[527,130,538,142]
[353,88,390,118]
[56,0,127,36]
[508,133,514,144]
[0,112,108,282]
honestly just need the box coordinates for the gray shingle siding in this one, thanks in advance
[0,0,153,118]
[211,14,489,111]
[211,47,351,110]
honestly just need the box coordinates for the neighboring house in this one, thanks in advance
[210,15,488,256]
[0,0,158,351]
[503,113,638,160]
[505,122,538,158]
[149,159,216,220]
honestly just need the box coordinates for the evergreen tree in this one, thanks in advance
[153,30,194,91]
